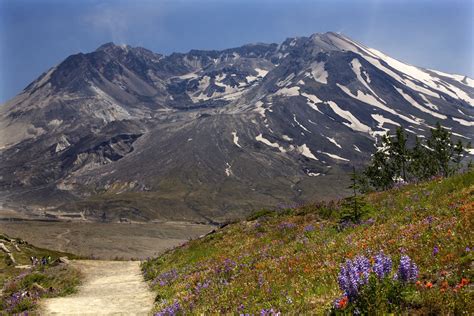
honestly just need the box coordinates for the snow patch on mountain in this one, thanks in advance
[429,69,474,88]
[452,117,474,127]
[325,136,342,148]
[256,134,286,153]
[277,73,295,87]
[371,114,401,137]
[221,90,245,101]
[225,163,233,177]
[55,135,71,153]
[350,58,382,99]
[178,72,199,79]
[368,48,473,105]
[317,150,350,162]
[301,92,324,114]
[293,114,311,133]
[394,87,447,120]
[305,101,323,114]
[255,68,269,78]
[231,132,242,148]
[246,75,259,83]
[275,86,300,97]
[371,114,400,128]
[48,119,63,127]
[297,144,318,160]
[419,94,439,111]
[254,101,266,117]
[326,101,371,133]
[337,84,420,125]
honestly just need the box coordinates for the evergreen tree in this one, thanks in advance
[408,136,434,181]
[341,167,366,224]
[426,122,466,177]
[453,139,469,171]
[363,122,469,190]
[364,135,396,190]
[389,127,410,181]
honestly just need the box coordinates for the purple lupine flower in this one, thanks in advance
[194,280,211,293]
[278,222,296,229]
[152,269,178,287]
[337,256,370,300]
[338,260,355,299]
[304,225,315,232]
[155,300,181,316]
[237,303,245,312]
[373,251,392,278]
[354,255,371,284]
[432,245,439,256]
[5,290,39,313]
[465,246,471,252]
[423,215,433,224]
[395,255,418,282]
[220,258,236,273]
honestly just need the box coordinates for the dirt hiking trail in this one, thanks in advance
[40,260,155,315]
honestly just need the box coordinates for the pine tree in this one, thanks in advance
[426,122,467,177]
[363,122,469,191]
[408,136,433,181]
[453,139,469,171]
[389,127,409,181]
[341,167,366,224]
[364,135,396,190]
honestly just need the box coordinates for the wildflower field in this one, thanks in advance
[142,171,474,314]
[0,235,82,314]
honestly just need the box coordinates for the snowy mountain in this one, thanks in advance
[1,32,473,222]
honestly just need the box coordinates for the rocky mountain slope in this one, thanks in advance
[1,32,473,222]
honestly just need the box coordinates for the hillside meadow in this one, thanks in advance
[142,171,473,314]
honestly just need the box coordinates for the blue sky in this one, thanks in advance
[0,0,472,102]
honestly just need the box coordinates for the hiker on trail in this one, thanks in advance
[30,256,38,266]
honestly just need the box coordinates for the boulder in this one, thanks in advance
[57,256,70,264]
[0,242,11,253]
[7,252,16,265]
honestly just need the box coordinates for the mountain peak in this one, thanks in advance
[95,42,131,53]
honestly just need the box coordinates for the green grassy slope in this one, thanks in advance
[0,235,82,314]
[142,172,474,314]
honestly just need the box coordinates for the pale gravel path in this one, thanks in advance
[40,260,155,315]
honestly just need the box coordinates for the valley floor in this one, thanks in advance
[39,260,154,315]
[0,220,213,260]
